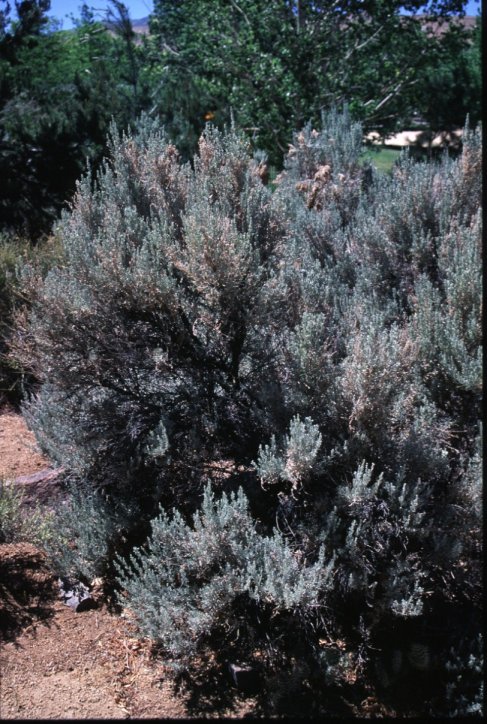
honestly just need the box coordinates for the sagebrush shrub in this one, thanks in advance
[116,484,331,668]
[0,233,62,403]
[39,480,126,582]
[12,109,482,716]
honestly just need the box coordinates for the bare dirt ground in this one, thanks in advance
[0,407,256,719]
[0,406,49,479]
[0,543,188,719]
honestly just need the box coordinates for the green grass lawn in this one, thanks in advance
[361,146,402,174]
[268,145,403,184]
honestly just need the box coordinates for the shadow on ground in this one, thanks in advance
[0,543,57,643]
[171,655,262,718]
[170,650,362,719]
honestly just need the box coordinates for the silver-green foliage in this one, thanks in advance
[16,118,284,508]
[41,482,122,582]
[443,634,484,718]
[254,415,322,492]
[116,484,331,665]
[411,212,482,393]
[11,108,482,714]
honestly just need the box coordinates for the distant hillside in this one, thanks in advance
[121,14,477,36]
[103,16,149,35]
[412,13,478,35]
[131,17,149,34]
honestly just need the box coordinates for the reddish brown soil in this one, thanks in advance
[0,405,49,480]
[0,549,187,719]
[0,409,256,719]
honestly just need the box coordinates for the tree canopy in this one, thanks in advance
[147,0,479,164]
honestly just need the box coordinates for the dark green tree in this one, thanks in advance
[415,13,481,134]
[0,0,150,238]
